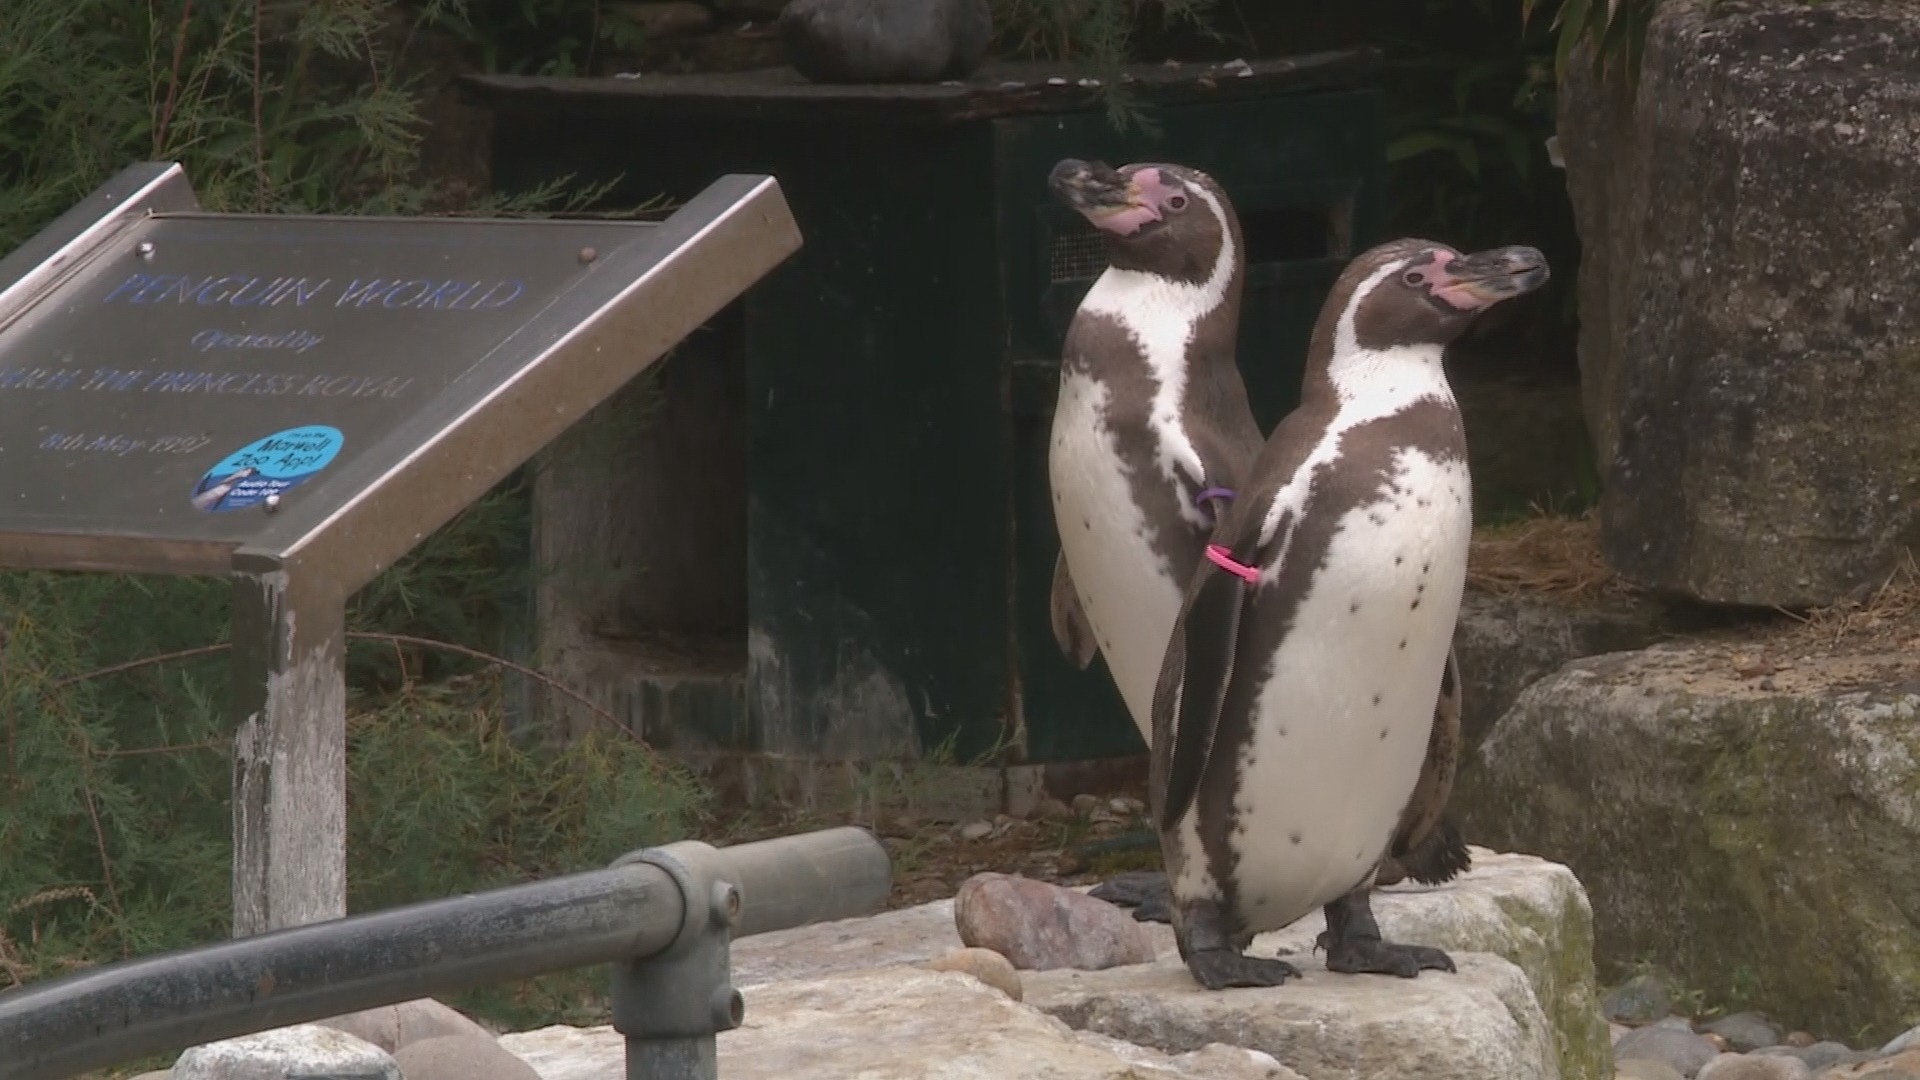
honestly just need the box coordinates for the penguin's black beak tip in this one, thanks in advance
[1048,158,1128,214]
[1433,245,1551,310]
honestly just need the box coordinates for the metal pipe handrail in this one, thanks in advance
[0,826,891,1080]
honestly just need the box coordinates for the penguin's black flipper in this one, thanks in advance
[1048,553,1098,669]
[1158,564,1247,834]
[1158,521,1268,835]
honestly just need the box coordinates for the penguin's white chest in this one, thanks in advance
[1224,446,1471,930]
[1048,371,1183,737]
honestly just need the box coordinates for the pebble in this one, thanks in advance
[1788,1033,1819,1048]
[953,872,1157,972]
[1070,793,1101,819]
[1031,797,1074,821]
[1698,1052,1812,1080]
[1613,1026,1721,1078]
[1757,1042,1872,1072]
[925,946,1023,1002]
[958,820,994,841]
[1618,1060,1688,1080]
[1108,796,1145,817]
[1606,971,1684,1025]
[1818,1049,1920,1079]
[1706,1013,1786,1054]
[173,1024,399,1080]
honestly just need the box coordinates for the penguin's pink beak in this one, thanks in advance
[1424,246,1550,311]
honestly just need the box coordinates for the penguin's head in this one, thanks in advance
[1342,240,1550,350]
[1047,159,1236,282]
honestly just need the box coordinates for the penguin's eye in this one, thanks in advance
[1402,270,1425,287]
[1167,193,1189,212]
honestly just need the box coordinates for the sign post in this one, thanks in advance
[0,162,802,935]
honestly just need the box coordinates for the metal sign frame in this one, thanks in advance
[0,162,803,935]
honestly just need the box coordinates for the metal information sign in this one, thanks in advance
[0,163,802,937]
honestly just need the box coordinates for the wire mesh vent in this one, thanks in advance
[1048,223,1108,283]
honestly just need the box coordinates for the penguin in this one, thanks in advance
[1043,156,1262,748]
[1148,237,1549,990]
[1045,159,1473,922]
[778,0,991,85]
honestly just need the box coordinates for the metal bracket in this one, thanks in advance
[609,841,747,1080]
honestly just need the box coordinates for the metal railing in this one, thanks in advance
[0,826,891,1080]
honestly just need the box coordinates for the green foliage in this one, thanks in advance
[0,0,615,245]
[0,484,710,1014]
[1382,0,1565,247]
[1525,0,1660,85]
[422,0,655,76]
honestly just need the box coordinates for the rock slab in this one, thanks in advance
[1559,0,1920,607]
[1024,951,1557,1080]
[501,967,1303,1080]
[1470,641,1920,1043]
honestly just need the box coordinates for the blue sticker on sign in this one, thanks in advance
[190,425,344,513]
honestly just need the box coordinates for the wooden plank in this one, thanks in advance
[460,51,1381,126]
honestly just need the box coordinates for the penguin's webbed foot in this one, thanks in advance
[1177,899,1299,990]
[1187,949,1302,990]
[1315,931,1456,978]
[1317,888,1456,979]
[1088,870,1173,923]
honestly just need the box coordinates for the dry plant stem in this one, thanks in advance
[73,750,125,953]
[155,0,196,154]
[252,0,264,212]
[48,633,646,749]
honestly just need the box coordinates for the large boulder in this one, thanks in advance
[1559,0,1920,607]
[1466,637,1920,1044]
[1453,586,1672,750]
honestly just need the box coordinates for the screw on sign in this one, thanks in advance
[189,425,345,513]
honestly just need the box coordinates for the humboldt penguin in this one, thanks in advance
[1044,157,1262,748]
[1150,238,1549,990]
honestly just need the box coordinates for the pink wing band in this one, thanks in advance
[1204,544,1260,583]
